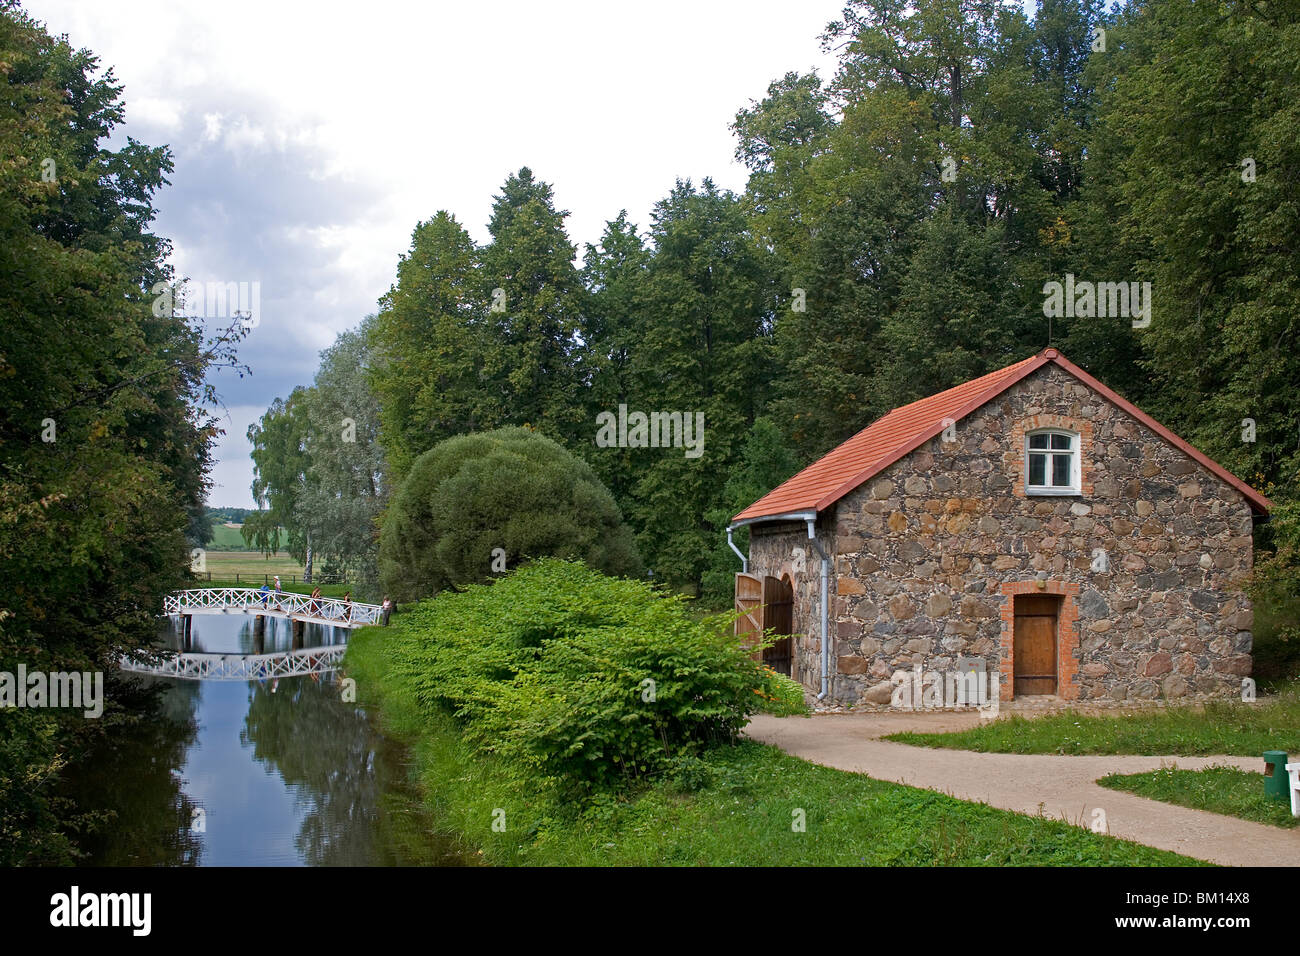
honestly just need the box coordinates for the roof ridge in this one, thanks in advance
[732,348,1270,524]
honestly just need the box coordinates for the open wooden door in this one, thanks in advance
[734,572,764,642]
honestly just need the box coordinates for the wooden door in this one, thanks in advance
[763,575,793,676]
[1013,594,1060,696]
[735,573,764,643]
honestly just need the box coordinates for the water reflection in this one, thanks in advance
[63,614,472,866]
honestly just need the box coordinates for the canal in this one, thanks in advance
[61,613,473,866]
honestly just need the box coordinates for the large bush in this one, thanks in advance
[378,427,641,600]
[389,559,793,795]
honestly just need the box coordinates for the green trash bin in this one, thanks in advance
[1263,750,1290,802]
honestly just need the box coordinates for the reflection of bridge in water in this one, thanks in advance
[121,645,348,681]
[120,588,385,681]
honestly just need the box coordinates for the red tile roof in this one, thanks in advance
[732,348,1271,524]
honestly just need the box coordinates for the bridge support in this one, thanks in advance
[254,614,266,636]
[182,614,192,649]
[292,618,305,647]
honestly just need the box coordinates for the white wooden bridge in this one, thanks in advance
[121,645,348,681]
[163,588,383,630]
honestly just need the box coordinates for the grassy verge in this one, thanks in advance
[1099,766,1298,829]
[886,687,1300,756]
[344,624,1200,866]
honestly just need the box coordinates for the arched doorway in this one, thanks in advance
[763,575,794,677]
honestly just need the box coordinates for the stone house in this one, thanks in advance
[728,348,1271,706]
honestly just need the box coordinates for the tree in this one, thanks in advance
[245,390,313,577]
[478,168,588,447]
[1084,0,1300,492]
[617,179,778,591]
[368,211,487,483]
[0,3,235,863]
[580,211,651,505]
[297,322,386,595]
[379,427,641,601]
[700,418,802,605]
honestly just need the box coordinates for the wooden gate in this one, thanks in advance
[1013,594,1060,696]
[734,572,794,677]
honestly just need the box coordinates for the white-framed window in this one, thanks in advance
[1025,429,1080,495]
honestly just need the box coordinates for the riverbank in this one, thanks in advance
[344,624,1200,866]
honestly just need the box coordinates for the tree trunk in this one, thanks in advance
[304,532,313,584]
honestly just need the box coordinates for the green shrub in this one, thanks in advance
[391,558,771,796]
[379,427,642,601]
[755,668,809,717]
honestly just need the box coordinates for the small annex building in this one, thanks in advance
[730,348,1271,706]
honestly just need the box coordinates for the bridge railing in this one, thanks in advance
[163,588,382,626]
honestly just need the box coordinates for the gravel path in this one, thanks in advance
[744,712,1300,866]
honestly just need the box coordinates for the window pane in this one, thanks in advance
[1051,433,1072,450]
[1029,434,1049,449]
[1052,453,1070,486]
[1029,453,1046,485]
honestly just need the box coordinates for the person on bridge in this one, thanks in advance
[309,585,322,617]
[258,583,270,608]
[342,591,352,622]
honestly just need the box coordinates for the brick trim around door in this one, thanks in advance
[999,580,1081,701]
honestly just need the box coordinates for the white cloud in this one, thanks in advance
[23,0,845,506]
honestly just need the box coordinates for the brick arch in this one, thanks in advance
[998,580,1080,701]
[1006,413,1095,497]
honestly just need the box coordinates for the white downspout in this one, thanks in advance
[726,526,748,573]
[805,518,830,701]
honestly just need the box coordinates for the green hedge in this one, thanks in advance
[391,559,800,796]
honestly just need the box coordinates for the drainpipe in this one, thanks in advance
[726,526,748,573]
[805,517,830,700]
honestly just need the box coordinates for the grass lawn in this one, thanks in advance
[886,686,1300,756]
[195,550,307,583]
[207,524,251,550]
[342,624,1201,866]
[1099,766,1299,829]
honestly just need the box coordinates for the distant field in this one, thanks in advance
[195,550,306,584]
[207,524,249,549]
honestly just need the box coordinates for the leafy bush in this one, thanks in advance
[379,427,642,601]
[755,667,809,717]
[391,559,772,795]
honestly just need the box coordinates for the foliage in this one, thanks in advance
[0,3,235,862]
[345,624,1199,866]
[1249,497,1300,683]
[754,667,809,717]
[246,323,386,596]
[700,417,801,607]
[368,211,487,483]
[385,559,769,795]
[379,428,640,600]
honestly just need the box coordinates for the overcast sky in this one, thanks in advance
[23,2,1040,508]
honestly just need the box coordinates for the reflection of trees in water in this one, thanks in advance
[58,676,204,865]
[242,676,471,866]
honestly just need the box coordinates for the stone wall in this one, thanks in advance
[745,517,835,690]
[755,364,1256,706]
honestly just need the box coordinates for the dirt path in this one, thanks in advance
[744,712,1300,867]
